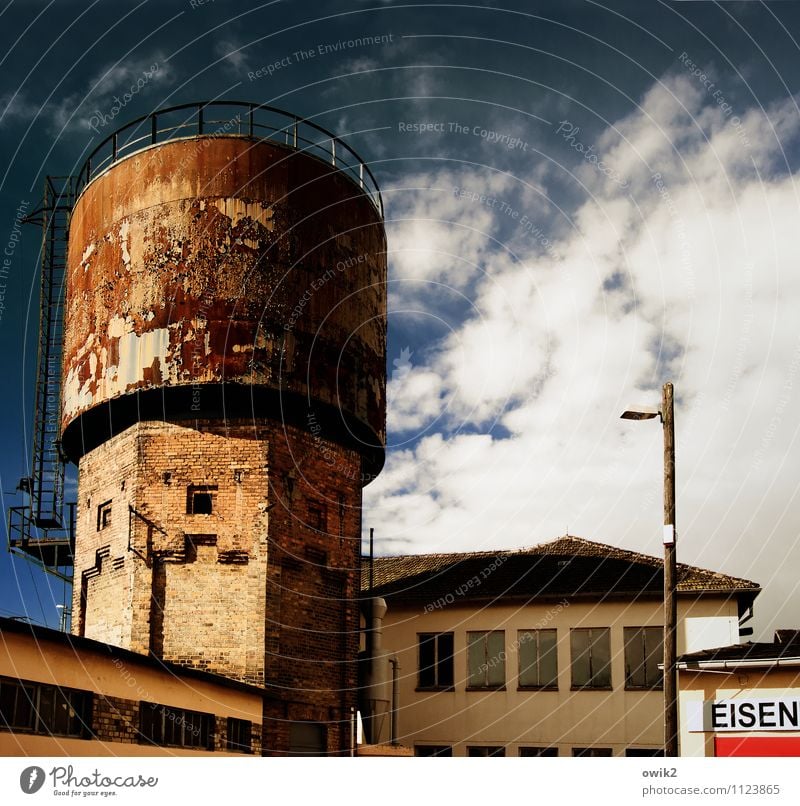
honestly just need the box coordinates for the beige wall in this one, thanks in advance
[384,595,740,756]
[0,734,233,757]
[0,629,263,757]
[679,667,800,757]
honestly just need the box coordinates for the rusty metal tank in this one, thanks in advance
[62,103,386,476]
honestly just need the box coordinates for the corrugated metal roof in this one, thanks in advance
[679,638,800,664]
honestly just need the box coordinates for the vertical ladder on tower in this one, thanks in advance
[7,176,76,580]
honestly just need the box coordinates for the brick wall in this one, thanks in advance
[72,416,365,754]
[133,421,270,685]
[92,693,262,752]
[92,694,138,743]
[263,423,362,755]
[73,426,140,647]
[73,420,269,685]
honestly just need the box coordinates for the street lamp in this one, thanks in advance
[621,381,678,757]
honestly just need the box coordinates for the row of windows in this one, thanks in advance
[0,677,252,752]
[97,486,218,531]
[0,677,91,738]
[97,488,338,531]
[419,627,663,691]
[415,745,664,757]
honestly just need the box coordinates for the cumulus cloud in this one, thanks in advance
[366,71,800,635]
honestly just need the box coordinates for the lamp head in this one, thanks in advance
[620,405,661,421]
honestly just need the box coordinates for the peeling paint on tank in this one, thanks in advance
[107,315,129,339]
[120,219,131,267]
[63,136,387,451]
[109,327,170,396]
[209,198,275,233]
[81,243,95,272]
[63,365,95,417]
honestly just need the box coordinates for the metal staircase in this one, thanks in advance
[7,176,76,582]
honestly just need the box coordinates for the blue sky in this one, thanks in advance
[2,0,800,639]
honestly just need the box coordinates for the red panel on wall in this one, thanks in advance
[715,736,800,757]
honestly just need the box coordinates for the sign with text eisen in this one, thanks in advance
[688,698,800,732]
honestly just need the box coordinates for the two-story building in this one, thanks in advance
[365,535,760,757]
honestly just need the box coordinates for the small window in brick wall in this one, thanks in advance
[139,702,214,750]
[307,504,326,533]
[97,500,112,531]
[0,675,92,738]
[226,717,252,753]
[187,485,217,515]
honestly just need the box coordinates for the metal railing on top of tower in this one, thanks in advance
[74,101,384,217]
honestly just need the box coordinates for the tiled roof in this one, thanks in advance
[362,535,760,603]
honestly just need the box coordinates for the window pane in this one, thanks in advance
[520,746,558,756]
[163,708,177,746]
[518,631,538,686]
[590,629,611,687]
[487,632,505,686]
[140,702,163,745]
[0,681,18,728]
[624,627,644,687]
[571,630,591,687]
[644,628,663,687]
[66,691,88,737]
[437,633,454,688]
[520,630,558,688]
[573,747,612,757]
[227,718,252,752]
[539,630,558,687]
[51,690,72,735]
[467,633,486,687]
[36,686,55,734]
[418,635,436,688]
[468,745,505,757]
[16,685,35,730]
[415,745,452,757]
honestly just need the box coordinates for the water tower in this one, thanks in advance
[61,102,386,754]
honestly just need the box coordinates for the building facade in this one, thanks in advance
[679,632,800,757]
[0,618,265,756]
[366,536,760,757]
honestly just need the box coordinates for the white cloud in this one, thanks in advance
[214,39,250,74]
[366,72,800,637]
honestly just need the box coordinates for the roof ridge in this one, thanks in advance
[367,535,760,593]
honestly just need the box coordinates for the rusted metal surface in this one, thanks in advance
[64,136,387,463]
